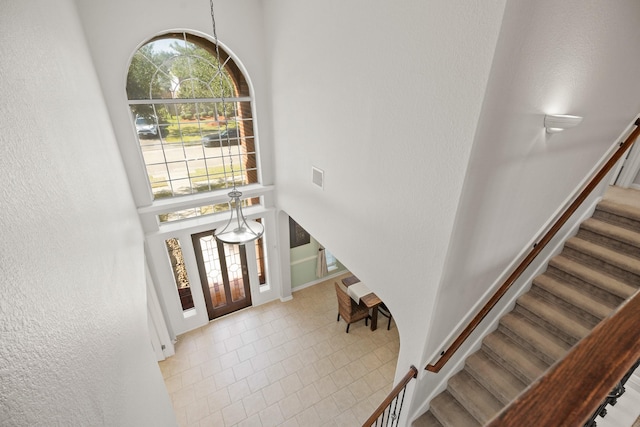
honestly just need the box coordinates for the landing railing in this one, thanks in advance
[363,365,418,427]
[584,358,640,427]
[426,118,640,373]
[486,290,640,426]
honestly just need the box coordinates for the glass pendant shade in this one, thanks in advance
[214,190,264,244]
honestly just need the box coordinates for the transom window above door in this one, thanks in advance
[126,32,258,200]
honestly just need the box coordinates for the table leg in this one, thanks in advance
[370,307,378,331]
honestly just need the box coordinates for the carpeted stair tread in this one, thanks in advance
[420,188,640,426]
[549,255,637,300]
[412,410,443,427]
[465,350,527,405]
[448,370,503,424]
[499,312,570,365]
[532,273,615,320]
[565,237,640,276]
[516,292,591,343]
[429,391,481,427]
[581,217,640,248]
[596,198,640,223]
[483,330,548,384]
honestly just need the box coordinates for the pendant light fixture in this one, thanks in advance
[209,0,264,245]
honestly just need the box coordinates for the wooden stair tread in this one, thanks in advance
[533,273,615,320]
[429,391,481,427]
[565,237,640,276]
[549,255,637,299]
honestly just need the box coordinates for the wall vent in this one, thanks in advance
[312,166,324,189]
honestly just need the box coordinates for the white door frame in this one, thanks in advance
[612,114,640,188]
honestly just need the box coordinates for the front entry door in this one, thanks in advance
[192,230,252,320]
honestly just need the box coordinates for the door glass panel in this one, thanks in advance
[198,234,227,309]
[192,229,252,320]
[225,244,245,302]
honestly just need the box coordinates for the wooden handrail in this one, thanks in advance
[485,290,640,426]
[363,365,418,427]
[426,118,640,373]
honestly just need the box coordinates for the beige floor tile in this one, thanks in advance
[242,390,268,417]
[280,372,303,396]
[221,401,246,426]
[192,376,217,400]
[235,413,262,427]
[162,275,401,426]
[297,383,321,409]
[206,388,231,413]
[295,406,322,427]
[214,368,236,389]
[258,403,285,427]
[232,359,254,380]
[228,378,251,402]
[261,381,286,406]
[197,409,223,427]
[246,369,270,393]
[332,387,357,414]
[314,395,340,422]
[279,393,304,420]
[184,397,210,426]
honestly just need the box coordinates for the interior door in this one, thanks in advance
[192,230,252,320]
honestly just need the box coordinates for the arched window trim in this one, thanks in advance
[126,29,262,209]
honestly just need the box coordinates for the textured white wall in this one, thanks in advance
[74,0,271,208]
[432,0,640,355]
[0,1,175,425]
[262,0,506,404]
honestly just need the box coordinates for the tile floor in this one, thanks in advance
[159,272,400,426]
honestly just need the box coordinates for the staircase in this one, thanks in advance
[414,187,640,427]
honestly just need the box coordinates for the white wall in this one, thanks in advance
[431,0,640,356]
[0,1,175,425]
[262,0,506,411]
[74,0,272,208]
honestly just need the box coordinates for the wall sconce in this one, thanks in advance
[544,114,583,134]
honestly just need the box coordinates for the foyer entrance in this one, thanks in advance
[191,230,252,320]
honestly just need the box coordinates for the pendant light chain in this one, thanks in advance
[209,0,264,244]
[209,0,237,194]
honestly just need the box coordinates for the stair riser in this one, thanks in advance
[577,228,640,258]
[448,371,502,425]
[481,335,548,385]
[592,209,640,231]
[464,354,526,405]
[546,264,627,306]
[512,304,580,346]
[529,284,603,328]
[562,246,640,283]
[429,391,481,427]
[497,323,558,366]
[417,193,640,427]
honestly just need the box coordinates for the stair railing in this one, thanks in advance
[426,118,640,373]
[363,365,418,427]
[584,358,640,427]
[485,290,640,426]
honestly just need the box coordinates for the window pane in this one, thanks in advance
[165,238,194,311]
[127,32,259,200]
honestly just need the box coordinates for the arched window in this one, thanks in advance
[126,32,258,200]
